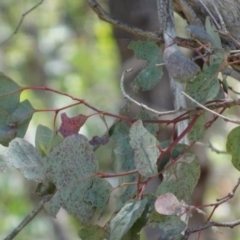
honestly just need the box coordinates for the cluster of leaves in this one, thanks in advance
[1,17,240,240]
[0,70,199,239]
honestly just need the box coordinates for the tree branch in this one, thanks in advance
[4,195,52,240]
[0,0,44,46]
[156,0,189,144]
[86,0,199,49]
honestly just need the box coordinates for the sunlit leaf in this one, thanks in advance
[130,120,159,177]
[108,199,148,240]
[35,125,63,156]
[226,126,240,171]
[0,138,45,181]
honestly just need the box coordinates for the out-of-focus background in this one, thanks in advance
[1,1,240,240]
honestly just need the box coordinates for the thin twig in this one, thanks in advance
[182,91,240,124]
[210,1,227,32]
[208,141,228,154]
[86,0,162,42]
[4,194,52,240]
[86,0,198,48]
[185,219,240,238]
[0,0,44,45]
[120,69,179,116]
[198,0,220,29]
[184,178,240,239]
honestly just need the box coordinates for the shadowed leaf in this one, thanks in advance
[156,150,200,203]
[35,125,62,157]
[164,47,200,83]
[148,211,186,239]
[136,109,159,135]
[122,194,156,240]
[129,40,163,91]
[186,64,220,107]
[108,199,148,240]
[111,122,137,203]
[130,120,159,177]
[7,100,34,139]
[84,177,112,216]
[205,17,221,48]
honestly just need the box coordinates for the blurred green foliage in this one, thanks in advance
[0,0,120,239]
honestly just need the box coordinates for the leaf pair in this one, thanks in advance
[0,73,34,146]
[1,133,112,223]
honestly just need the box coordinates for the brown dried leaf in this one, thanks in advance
[58,113,87,138]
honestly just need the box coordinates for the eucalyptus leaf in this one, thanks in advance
[186,64,220,107]
[0,72,21,112]
[108,199,148,240]
[148,211,186,239]
[156,153,200,203]
[129,40,163,91]
[130,120,159,177]
[0,138,45,181]
[35,125,62,157]
[111,122,137,203]
[43,134,98,223]
[188,114,206,142]
[226,126,240,171]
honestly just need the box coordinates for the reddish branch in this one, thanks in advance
[184,178,240,239]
